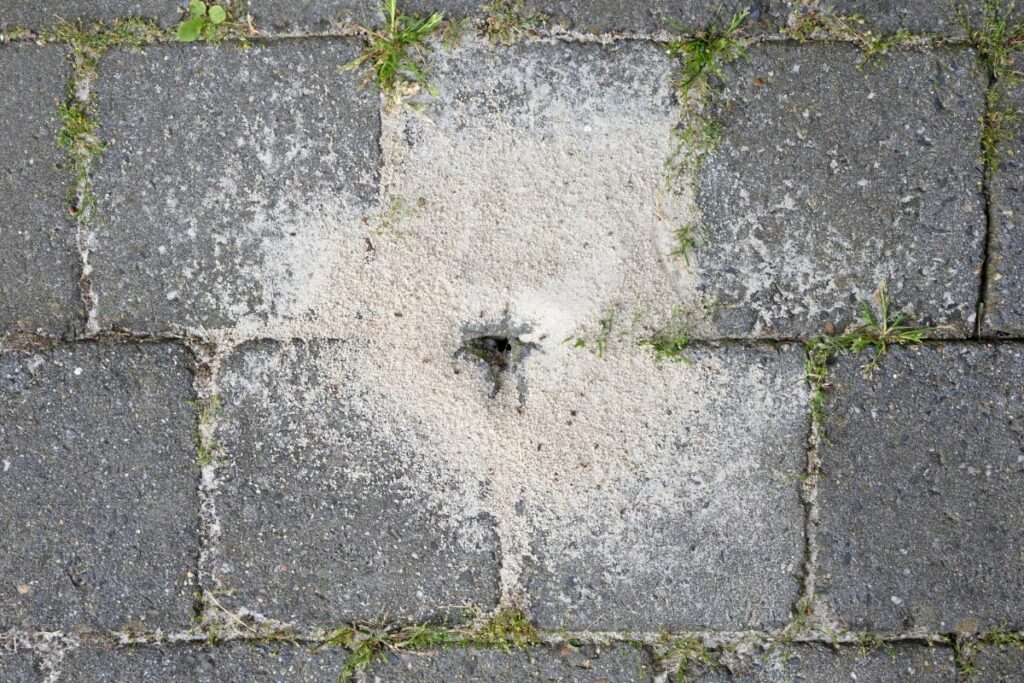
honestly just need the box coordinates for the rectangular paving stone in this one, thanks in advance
[249,0,785,35]
[61,642,350,681]
[0,45,83,337]
[91,41,380,334]
[399,0,787,33]
[0,0,179,30]
[682,643,955,681]
[519,347,808,631]
[212,340,502,625]
[983,57,1024,335]
[817,344,1024,632]
[696,44,986,338]
[797,0,973,37]
[0,342,199,631]
[369,644,652,681]
[970,644,1024,682]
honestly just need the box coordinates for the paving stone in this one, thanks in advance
[679,643,955,682]
[0,45,83,337]
[798,0,973,37]
[0,649,39,682]
[213,340,502,625]
[817,344,1024,632]
[369,644,652,681]
[247,0,380,33]
[970,644,1024,682]
[62,642,350,682]
[0,0,179,30]
[520,346,808,631]
[0,343,199,631]
[983,57,1024,335]
[696,44,986,338]
[399,0,787,34]
[91,41,380,334]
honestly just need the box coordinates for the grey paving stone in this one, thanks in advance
[62,642,350,682]
[0,45,83,337]
[696,44,986,339]
[399,0,786,34]
[680,643,955,682]
[521,346,808,631]
[247,0,380,33]
[817,344,1024,632]
[0,649,39,682]
[91,41,380,334]
[971,644,1024,682]
[984,58,1024,335]
[0,343,199,631]
[798,0,973,37]
[213,340,502,625]
[0,0,179,30]
[369,644,652,681]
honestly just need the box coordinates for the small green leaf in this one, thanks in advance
[189,0,207,18]
[208,5,227,24]
[177,17,204,41]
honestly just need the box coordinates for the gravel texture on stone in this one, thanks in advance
[0,343,199,631]
[696,44,986,339]
[679,643,955,681]
[91,41,380,334]
[969,644,1024,682]
[983,57,1024,335]
[0,0,179,30]
[0,648,38,682]
[369,644,652,681]
[0,45,82,337]
[61,642,350,682]
[817,344,1024,632]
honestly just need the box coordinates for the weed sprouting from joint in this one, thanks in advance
[786,3,915,68]
[960,0,1024,174]
[805,283,926,430]
[342,0,443,112]
[659,633,718,680]
[480,0,547,45]
[192,395,224,467]
[323,608,538,681]
[637,307,691,363]
[664,10,748,185]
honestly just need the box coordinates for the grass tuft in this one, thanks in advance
[637,308,691,363]
[342,0,443,111]
[665,11,748,181]
[805,283,926,430]
[659,633,717,680]
[480,0,547,44]
[786,4,915,68]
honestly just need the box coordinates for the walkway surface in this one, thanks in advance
[1,0,1023,681]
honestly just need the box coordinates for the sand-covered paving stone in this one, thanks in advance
[369,644,652,681]
[212,339,503,625]
[91,41,380,334]
[0,45,83,337]
[194,41,811,629]
[0,343,199,631]
[817,345,1024,632]
[695,44,986,338]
